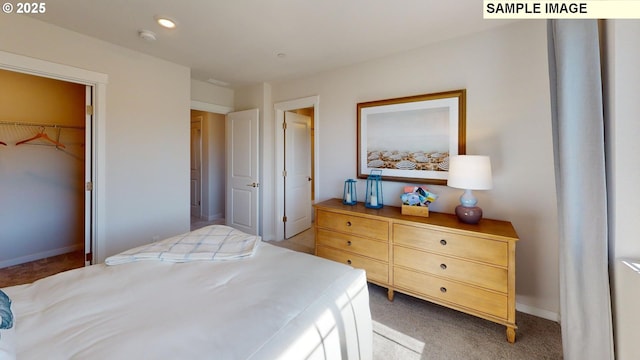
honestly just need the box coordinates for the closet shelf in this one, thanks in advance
[0,120,85,130]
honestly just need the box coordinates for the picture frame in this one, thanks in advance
[357,89,466,185]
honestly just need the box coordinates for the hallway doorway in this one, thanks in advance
[190,109,226,224]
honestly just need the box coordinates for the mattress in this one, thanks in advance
[2,242,372,359]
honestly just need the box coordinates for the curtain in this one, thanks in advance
[547,20,614,360]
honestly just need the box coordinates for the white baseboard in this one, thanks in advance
[516,302,560,322]
[0,244,83,269]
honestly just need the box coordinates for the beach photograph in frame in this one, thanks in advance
[357,89,466,184]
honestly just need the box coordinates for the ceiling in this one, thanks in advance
[31,0,515,88]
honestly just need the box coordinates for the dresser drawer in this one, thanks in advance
[317,210,388,242]
[317,229,388,262]
[394,267,507,319]
[393,224,508,266]
[394,246,507,293]
[316,245,388,284]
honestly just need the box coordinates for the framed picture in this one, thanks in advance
[357,89,466,184]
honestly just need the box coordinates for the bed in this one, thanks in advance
[0,225,372,360]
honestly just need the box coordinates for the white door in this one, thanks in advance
[84,85,93,265]
[226,109,259,235]
[190,117,202,218]
[284,111,312,238]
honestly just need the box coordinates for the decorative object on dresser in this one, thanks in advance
[400,186,438,217]
[314,198,519,343]
[447,155,493,224]
[365,169,384,209]
[356,89,466,184]
[343,179,357,205]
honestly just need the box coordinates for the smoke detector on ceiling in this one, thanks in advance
[138,30,157,42]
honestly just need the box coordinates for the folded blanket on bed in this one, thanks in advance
[105,225,261,265]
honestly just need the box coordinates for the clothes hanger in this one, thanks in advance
[16,126,65,149]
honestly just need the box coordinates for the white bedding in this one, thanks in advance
[2,242,372,360]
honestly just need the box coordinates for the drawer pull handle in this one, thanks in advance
[440,239,447,246]
[346,221,352,227]
[440,263,447,270]
[347,259,352,265]
[347,240,352,246]
[440,287,447,293]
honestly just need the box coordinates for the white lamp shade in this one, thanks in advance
[447,155,493,190]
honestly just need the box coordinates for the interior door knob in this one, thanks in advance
[246,182,259,188]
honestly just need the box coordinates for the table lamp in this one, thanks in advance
[447,155,493,224]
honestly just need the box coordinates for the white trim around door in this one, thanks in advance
[191,100,233,115]
[0,50,108,264]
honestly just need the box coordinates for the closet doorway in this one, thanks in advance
[0,68,93,283]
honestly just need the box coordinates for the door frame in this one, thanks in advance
[0,50,107,264]
[84,85,93,265]
[190,116,203,219]
[191,100,233,115]
[283,111,312,239]
[274,95,320,241]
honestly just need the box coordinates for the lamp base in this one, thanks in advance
[455,205,483,224]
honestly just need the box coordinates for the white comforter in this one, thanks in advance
[3,242,372,360]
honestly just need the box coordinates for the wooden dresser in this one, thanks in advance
[314,198,519,343]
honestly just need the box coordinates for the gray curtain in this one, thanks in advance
[547,20,614,360]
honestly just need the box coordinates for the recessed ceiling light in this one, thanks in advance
[156,16,177,29]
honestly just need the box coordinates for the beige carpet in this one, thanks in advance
[369,283,563,359]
